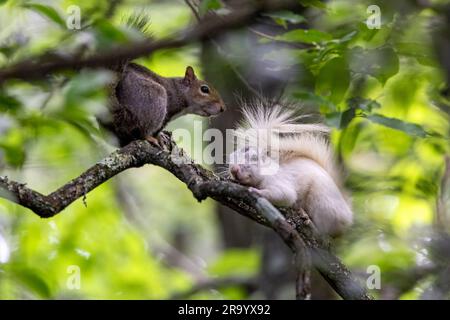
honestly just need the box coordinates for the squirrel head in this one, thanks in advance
[228,146,276,186]
[180,66,226,116]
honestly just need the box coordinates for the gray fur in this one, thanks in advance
[110,63,224,146]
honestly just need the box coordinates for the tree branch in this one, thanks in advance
[0,132,373,300]
[0,0,300,85]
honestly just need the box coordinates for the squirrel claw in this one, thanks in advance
[157,131,172,150]
[145,136,162,148]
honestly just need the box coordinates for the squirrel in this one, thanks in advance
[108,62,226,146]
[227,102,353,237]
[102,15,226,146]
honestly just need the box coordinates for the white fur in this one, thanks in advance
[251,158,352,236]
[229,103,353,236]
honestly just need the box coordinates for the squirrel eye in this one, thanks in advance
[200,85,210,94]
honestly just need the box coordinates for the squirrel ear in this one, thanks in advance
[184,66,197,84]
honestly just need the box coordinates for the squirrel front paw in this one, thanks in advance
[248,187,263,196]
[145,136,161,148]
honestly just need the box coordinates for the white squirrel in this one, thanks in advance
[228,102,353,237]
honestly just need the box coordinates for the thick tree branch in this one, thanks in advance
[0,133,373,300]
[0,0,300,85]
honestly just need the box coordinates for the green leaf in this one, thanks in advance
[357,21,379,41]
[277,29,332,44]
[199,0,222,16]
[339,108,356,129]
[263,11,305,28]
[293,91,336,112]
[0,0,8,6]
[23,3,66,28]
[337,31,358,43]
[366,114,428,137]
[396,42,436,67]
[331,95,380,130]
[316,57,350,104]
[350,47,399,84]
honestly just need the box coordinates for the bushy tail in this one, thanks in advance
[108,12,153,72]
[238,101,330,134]
[278,133,339,183]
[234,101,339,182]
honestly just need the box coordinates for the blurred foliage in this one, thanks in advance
[0,0,449,300]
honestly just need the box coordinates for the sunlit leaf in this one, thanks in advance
[316,57,350,104]
[277,29,332,44]
[366,114,428,137]
[396,42,436,67]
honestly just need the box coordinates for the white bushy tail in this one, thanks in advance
[233,101,339,182]
[238,101,330,134]
[279,133,339,183]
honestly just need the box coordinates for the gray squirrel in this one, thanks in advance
[108,62,225,146]
[228,102,353,236]
[103,15,225,146]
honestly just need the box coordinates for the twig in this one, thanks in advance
[248,27,314,49]
[184,0,201,21]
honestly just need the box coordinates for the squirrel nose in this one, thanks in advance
[230,165,240,177]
